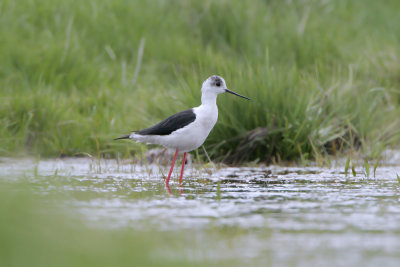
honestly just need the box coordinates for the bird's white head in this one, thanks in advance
[201,75,250,105]
[202,75,228,95]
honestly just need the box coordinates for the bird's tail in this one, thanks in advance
[114,134,131,140]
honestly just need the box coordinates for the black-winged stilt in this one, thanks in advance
[115,75,250,186]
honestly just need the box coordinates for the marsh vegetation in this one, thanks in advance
[1,0,400,162]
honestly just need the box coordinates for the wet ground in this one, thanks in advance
[1,157,400,266]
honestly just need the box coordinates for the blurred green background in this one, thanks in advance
[1,0,400,162]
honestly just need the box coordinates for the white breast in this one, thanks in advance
[192,104,219,141]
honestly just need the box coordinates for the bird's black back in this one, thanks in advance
[136,109,196,136]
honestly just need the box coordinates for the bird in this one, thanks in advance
[115,75,250,186]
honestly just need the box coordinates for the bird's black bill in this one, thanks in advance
[225,89,251,100]
[114,134,130,140]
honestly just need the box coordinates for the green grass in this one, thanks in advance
[1,0,400,162]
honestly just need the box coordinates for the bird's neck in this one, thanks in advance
[201,92,217,107]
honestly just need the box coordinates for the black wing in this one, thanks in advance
[136,109,196,136]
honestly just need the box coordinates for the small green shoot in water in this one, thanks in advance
[344,156,350,177]
[373,161,379,178]
[397,174,400,184]
[364,160,370,178]
[351,165,357,177]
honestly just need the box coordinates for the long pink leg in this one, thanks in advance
[166,183,172,195]
[166,149,179,185]
[179,152,187,185]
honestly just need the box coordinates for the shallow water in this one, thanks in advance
[1,157,400,266]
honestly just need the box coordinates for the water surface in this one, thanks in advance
[1,157,400,266]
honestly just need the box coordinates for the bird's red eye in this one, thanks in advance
[216,82,221,87]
